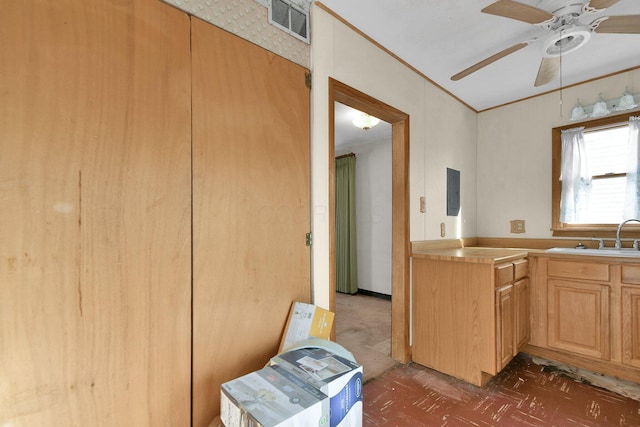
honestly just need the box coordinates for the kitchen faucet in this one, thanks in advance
[615,219,640,249]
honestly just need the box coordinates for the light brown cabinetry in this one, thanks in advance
[496,283,515,370]
[412,249,529,386]
[495,260,530,372]
[622,286,640,368]
[548,278,611,359]
[545,259,611,359]
[515,277,530,351]
[528,254,640,384]
[621,265,640,368]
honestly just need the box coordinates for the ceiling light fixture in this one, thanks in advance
[352,112,380,130]
[591,94,610,118]
[570,100,586,121]
[569,90,639,121]
[617,88,638,111]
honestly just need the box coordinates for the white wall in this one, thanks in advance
[348,139,393,296]
[310,5,478,308]
[477,69,640,238]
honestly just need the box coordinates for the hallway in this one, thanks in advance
[335,292,398,383]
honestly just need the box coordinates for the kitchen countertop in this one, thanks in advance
[411,247,529,264]
[412,246,640,263]
[529,249,640,262]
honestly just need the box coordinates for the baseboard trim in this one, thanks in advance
[523,344,640,384]
[357,289,391,301]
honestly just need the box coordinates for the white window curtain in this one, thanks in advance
[624,116,640,219]
[560,126,591,223]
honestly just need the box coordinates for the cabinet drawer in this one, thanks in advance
[548,260,609,282]
[622,265,640,285]
[495,263,514,287]
[514,259,528,281]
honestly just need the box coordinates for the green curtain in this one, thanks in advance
[335,154,358,294]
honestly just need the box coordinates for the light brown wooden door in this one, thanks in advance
[0,0,192,425]
[191,19,311,426]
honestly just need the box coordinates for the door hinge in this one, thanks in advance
[305,232,312,246]
[305,72,312,89]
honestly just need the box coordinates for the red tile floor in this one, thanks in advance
[362,354,640,426]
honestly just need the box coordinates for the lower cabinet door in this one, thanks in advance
[622,286,640,368]
[496,284,515,371]
[514,278,530,352]
[548,279,610,360]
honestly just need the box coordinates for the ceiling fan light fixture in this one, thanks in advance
[542,27,591,57]
[352,112,380,130]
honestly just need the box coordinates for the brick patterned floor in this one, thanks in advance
[362,354,640,426]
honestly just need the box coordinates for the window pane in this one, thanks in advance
[584,127,628,176]
[574,176,626,224]
[290,7,307,39]
[272,0,290,29]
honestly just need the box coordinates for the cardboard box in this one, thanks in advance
[278,302,335,352]
[270,347,363,427]
[220,365,330,427]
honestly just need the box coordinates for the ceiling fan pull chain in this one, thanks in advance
[559,29,564,117]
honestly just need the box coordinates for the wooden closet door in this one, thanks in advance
[0,0,192,425]
[191,19,311,426]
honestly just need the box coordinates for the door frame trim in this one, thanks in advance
[328,78,411,363]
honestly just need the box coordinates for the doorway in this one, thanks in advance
[334,102,394,380]
[328,78,410,363]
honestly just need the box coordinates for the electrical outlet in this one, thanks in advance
[420,196,426,213]
[440,222,445,237]
[510,219,525,234]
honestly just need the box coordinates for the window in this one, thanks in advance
[552,111,639,237]
[575,125,628,224]
[269,0,310,43]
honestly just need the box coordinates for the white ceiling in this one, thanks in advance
[318,0,640,112]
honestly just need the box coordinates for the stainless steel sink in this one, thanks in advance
[545,247,640,257]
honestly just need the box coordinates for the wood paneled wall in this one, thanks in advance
[1,0,192,425]
[1,3,311,426]
[191,19,311,426]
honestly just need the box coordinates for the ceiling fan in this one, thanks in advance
[451,0,640,86]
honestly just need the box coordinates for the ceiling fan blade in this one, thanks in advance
[595,15,640,34]
[588,0,620,9]
[481,0,554,24]
[451,42,528,81]
[534,57,560,87]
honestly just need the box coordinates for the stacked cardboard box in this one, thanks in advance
[270,347,362,427]
[220,364,330,427]
[278,302,335,352]
[220,302,362,427]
